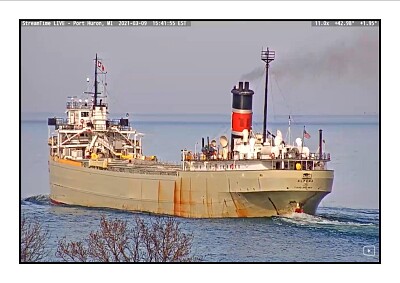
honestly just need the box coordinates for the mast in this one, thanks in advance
[301,125,305,158]
[261,48,275,144]
[94,53,98,107]
[288,115,291,146]
[319,129,323,159]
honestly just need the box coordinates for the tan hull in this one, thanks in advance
[49,159,334,218]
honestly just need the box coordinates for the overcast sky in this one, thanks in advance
[21,21,379,116]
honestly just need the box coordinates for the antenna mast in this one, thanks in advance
[94,53,98,107]
[261,47,275,144]
[288,115,291,146]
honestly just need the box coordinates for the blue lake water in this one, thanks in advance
[20,114,380,262]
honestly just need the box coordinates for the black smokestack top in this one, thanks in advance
[231,82,254,96]
[231,81,254,110]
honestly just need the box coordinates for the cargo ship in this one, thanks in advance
[48,50,334,218]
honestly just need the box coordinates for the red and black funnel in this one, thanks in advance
[230,81,254,150]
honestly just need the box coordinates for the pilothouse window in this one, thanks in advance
[81,112,89,117]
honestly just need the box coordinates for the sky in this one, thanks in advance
[21,20,379,117]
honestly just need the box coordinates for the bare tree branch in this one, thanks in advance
[56,238,88,262]
[56,215,199,262]
[20,215,49,262]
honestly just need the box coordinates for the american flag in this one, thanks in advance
[304,129,311,139]
[97,61,105,72]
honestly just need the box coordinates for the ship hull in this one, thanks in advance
[49,159,333,218]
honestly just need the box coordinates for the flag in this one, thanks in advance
[303,129,311,139]
[97,61,105,72]
[323,139,326,144]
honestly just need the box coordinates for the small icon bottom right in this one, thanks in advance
[363,245,375,256]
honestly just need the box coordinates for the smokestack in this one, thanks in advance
[202,137,204,149]
[230,81,254,151]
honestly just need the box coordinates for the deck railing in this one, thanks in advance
[183,152,331,162]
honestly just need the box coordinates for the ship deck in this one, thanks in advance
[83,159,181,176]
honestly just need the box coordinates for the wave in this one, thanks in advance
[21,194,51,206]
[277,212,376,228]
[22,195,379,231]
[316,207,379,226]
[273,208,379,239]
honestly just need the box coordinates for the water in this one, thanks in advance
[21,114,380,262]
